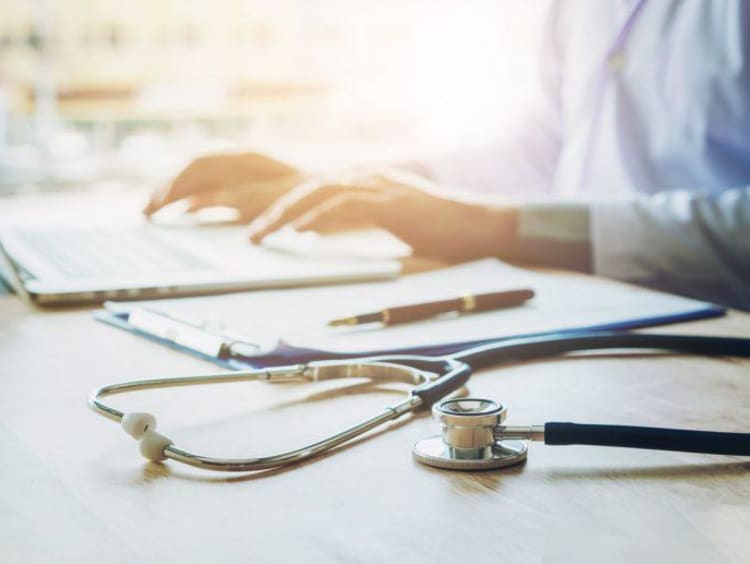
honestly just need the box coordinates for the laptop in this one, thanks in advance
[0,224,401,305]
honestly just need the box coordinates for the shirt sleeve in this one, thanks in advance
[591,187,750,309]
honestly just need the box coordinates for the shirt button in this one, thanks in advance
[607,51,626,72]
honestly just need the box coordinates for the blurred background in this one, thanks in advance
[0,0,546,196]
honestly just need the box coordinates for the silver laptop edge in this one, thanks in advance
[0,231,401,306]
[0,238,32,303]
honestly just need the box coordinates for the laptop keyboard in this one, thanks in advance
[15,228,213,278]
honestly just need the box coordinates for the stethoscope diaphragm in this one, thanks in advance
[412,398,529,470]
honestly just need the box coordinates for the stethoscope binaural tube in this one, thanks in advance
[89,356,472,472]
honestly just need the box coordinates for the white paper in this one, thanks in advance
[104,258,719,356]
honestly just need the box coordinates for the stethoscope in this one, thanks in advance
[89,331,750,472]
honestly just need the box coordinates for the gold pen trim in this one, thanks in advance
[329,316,358,327]
[461,295,477,312]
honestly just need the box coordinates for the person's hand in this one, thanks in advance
[247,169,519,262]
[143,152,305,220]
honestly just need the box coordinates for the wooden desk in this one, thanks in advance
[2,192,750,563]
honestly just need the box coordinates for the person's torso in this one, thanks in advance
[552,0,750,198]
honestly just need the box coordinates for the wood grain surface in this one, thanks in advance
[2,190,750,563]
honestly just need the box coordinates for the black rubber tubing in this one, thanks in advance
[380,331,750,430]
[545,422,750,455]
[409,360,472,408]
[452,331,750,370]
[450,330,750,455]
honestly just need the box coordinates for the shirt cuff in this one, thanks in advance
[511,202,593,272]
[518,202,591,242]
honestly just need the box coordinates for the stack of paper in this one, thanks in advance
[98,259,723,366]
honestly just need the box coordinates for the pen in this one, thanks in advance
[328,288,535,327]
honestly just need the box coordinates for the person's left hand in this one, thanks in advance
[247,169,518,262]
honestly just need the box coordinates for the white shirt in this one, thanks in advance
[426,0,750,308]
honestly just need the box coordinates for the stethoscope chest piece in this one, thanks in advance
[412,398,528,471]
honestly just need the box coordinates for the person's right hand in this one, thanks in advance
[143,152,305,221]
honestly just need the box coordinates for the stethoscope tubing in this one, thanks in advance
[421,331,750,457]
[543,422,750,456]
[450,331,750,370]
[90,330,750,471]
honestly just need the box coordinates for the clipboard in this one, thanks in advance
[94,259,725,369]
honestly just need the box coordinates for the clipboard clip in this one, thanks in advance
[126,308,277,359]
